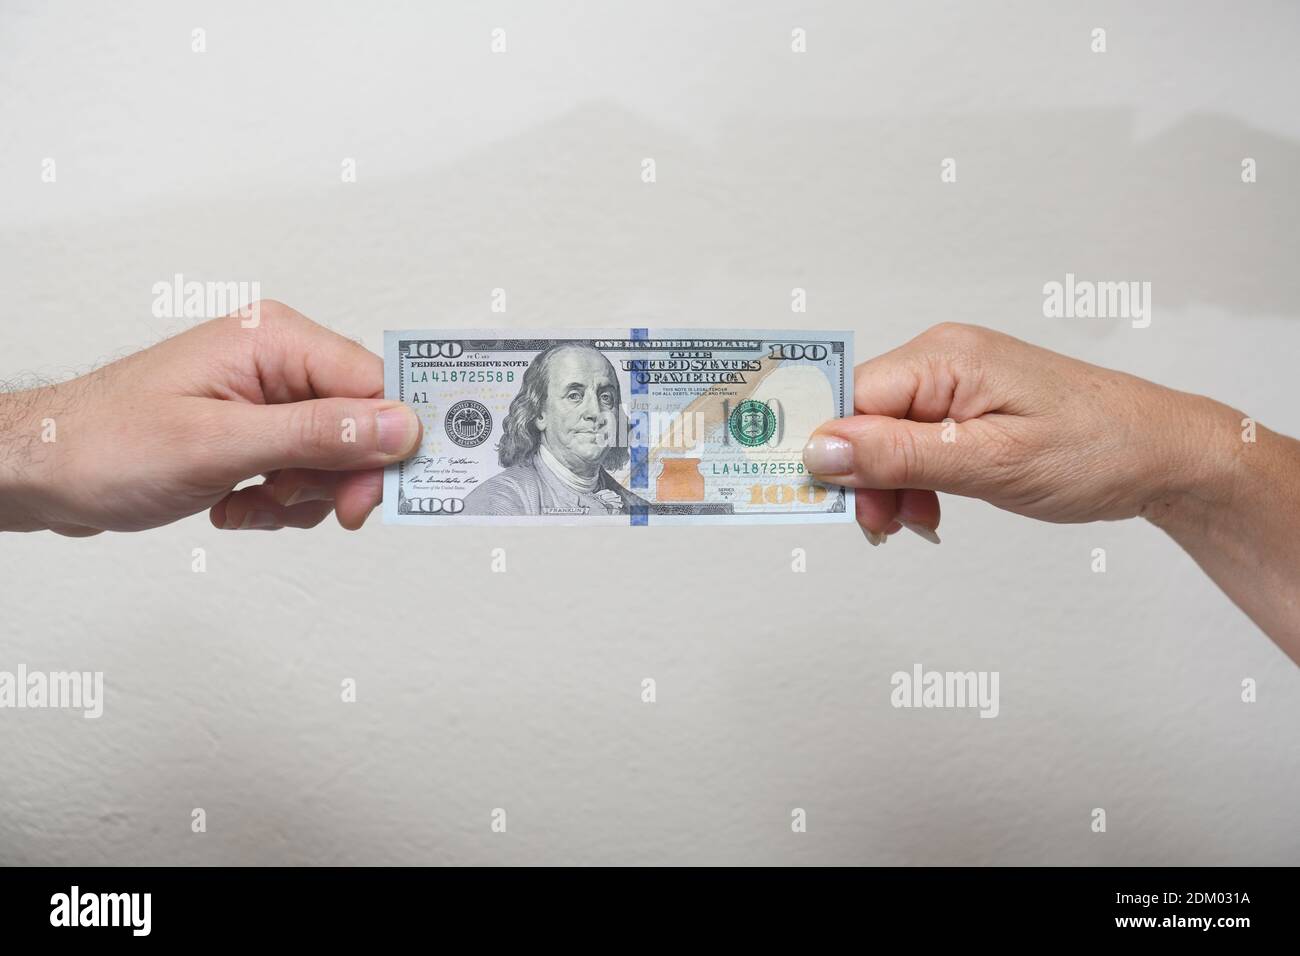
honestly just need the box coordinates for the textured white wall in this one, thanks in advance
[2,1,1298,865]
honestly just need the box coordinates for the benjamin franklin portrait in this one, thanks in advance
[461,343,649,516]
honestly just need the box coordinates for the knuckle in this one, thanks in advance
[926,322,984,349]
[292,401,340,458]
[250,299,310,336]
[920,322,992,383]
[251,299,292,323]
[884,424,923,487]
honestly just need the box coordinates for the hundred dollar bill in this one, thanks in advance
[383,329,854,526]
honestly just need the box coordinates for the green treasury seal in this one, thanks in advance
[729,399,776,447]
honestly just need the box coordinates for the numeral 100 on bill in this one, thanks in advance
[748,483,829,505]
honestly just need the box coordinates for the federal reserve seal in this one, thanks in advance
[729,399,776,447]
[445,400,493,447]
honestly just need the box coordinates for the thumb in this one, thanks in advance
[802,414,984,495]
[216,398,422,477]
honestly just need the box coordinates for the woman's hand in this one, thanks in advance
[803,323,1300,662]
[803,322,1235,535]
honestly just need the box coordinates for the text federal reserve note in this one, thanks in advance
[383,329,853,526]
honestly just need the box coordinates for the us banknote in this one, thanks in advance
[383,329,854,525]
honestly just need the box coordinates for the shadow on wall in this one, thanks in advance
[5,102,1296,330]
[334,101,1298,320]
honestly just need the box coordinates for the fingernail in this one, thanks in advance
[802,435,853,475]
[860,525,884,546]
[899,519,941,544]
[377,405,419,456]
[238,510,280,530]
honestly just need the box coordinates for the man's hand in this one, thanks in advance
[0,301,421,535]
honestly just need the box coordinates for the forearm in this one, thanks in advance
[1144,398,1300,663]
[0,387,57,532]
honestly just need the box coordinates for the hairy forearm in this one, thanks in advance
[0,386,59,532]
[1145,398,1300,663]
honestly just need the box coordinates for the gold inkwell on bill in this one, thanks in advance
[656,458,705,502]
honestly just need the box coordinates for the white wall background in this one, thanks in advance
[2,0,1298,865]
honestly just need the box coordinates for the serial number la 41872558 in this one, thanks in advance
[711,460,807,476]
[406,369,517,384]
